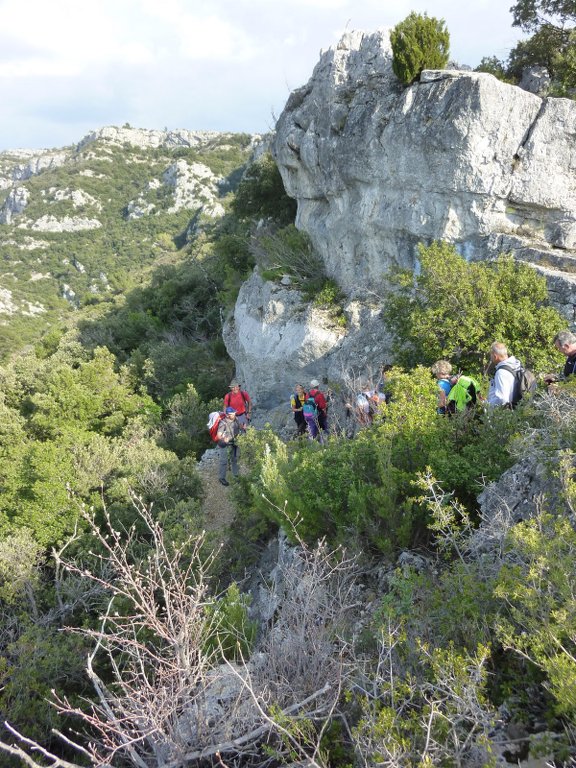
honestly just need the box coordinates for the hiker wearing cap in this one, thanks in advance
[307,379,329,440]
[224,380,252,429]
[216,407,240,486]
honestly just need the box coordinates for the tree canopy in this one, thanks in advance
[479,0,576,95]
[510,0,576,32]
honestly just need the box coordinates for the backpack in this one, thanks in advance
[498,364,537,408]
[207,411,225,442]
[302,394,318,418]
[446,375,480,413]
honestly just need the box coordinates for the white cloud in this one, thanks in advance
[0,0,529,150]
[175,14,258,61]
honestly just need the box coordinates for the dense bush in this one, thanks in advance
[390,12,450,85]
[496,509,576,718]
[383,240,565,374]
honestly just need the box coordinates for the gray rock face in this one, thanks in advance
[519,65,551,96]
[0,149,70,189]
[224,269,395,404]
[273,29,576,297]
[226,28,576,404]
[77,125,251,151]
[0,186,29,224]
[224,270,344,404]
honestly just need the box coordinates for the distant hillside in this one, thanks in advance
[0,126,260,357]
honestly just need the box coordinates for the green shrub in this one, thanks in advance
[383,240,565,374]
[239,366,525,555]
[352,633,496,767]
[251,224,327,293]
[205,582,257,661]
[495,508,576,718]
[161,385,222,458]
[390,12,450,85]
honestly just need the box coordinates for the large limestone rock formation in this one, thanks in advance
[225,28,576,404]
[273,29,576,298]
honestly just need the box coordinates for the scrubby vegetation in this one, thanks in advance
[383,240,565,373]
[0,130,576,768]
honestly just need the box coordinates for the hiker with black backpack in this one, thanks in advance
[487,341,536,408]
[487,342,520,408]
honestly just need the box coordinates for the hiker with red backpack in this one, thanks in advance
[224,380,252,429]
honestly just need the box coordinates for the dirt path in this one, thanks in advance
[197,449,238,539]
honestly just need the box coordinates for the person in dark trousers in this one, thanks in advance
[216,407,240,486]
[308,379,329,439]
[291,383,307,436]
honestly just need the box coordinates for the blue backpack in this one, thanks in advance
[302,394,318,418]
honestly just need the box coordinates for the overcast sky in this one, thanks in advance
[0,0,525,152]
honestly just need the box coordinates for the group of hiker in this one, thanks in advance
[290,379,329,440]
[432,341,530,414]
[433,331,576,415]
[213,380,252,486]
[213,329,576,485]
[213,377,332,485]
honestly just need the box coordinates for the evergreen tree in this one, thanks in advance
[383,240,565,372]
[390,12,450,86]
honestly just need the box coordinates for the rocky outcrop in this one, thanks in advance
[29,215,102,232]
[225,28,576,402]
[273,30,576,299]
[0,186,30,224]
[77,125,255,151]
[125,160,225,220]
[0,149,70,190]
[224,270,394,403]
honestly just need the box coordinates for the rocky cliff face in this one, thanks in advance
[225,270,391,406]
[225,28,576,404]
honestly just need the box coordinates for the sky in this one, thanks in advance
[0,0,526,152]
